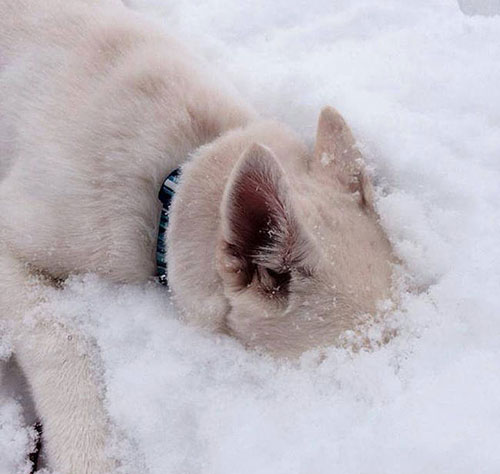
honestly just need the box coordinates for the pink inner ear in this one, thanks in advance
[220,145,314,291]
[225,164,287,261]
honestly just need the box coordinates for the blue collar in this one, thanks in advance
[156,168,181,285]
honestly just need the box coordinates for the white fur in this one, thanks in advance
[0,1,394,472]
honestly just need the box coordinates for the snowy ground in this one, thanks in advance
[2,0,500,472]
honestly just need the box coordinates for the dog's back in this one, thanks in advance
[0,0,135,178]
[0,0,254,282]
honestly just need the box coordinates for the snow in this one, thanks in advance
[0,388,35,474]
[2,0,500,472]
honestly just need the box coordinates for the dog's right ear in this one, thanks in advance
[314,106,374,210]
[218,143,308,297]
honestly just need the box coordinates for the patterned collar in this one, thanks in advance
[156,168,181,286]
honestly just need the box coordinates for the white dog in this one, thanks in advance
[0,0,394,472]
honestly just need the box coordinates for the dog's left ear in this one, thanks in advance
[314,106,373,210]
[218,143,309,295]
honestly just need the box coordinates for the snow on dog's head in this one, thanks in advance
[169,108,395,357]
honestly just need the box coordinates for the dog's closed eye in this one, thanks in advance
[256,265,291,298]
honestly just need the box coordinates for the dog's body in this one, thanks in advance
[0,1,394,472]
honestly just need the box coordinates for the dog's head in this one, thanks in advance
[216,107,394,357]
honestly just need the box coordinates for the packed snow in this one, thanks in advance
[2,0,500,472]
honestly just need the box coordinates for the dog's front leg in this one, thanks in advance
[0,251,115,474]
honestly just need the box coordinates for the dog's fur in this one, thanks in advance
[0,0,394,472]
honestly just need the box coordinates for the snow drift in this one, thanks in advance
[1,0,500,472]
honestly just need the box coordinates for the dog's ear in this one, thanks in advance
[218,143,310,297]
[314,106,373,210]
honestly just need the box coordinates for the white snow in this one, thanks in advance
[2,0,500,472]
[0,371,36,474]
